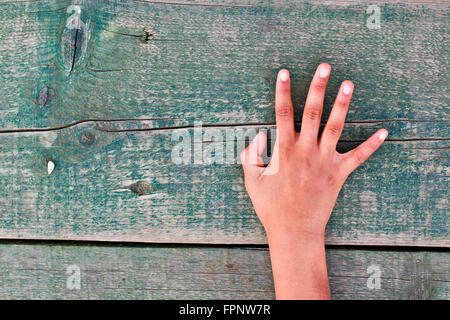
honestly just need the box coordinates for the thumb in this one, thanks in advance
[240,131,267,181]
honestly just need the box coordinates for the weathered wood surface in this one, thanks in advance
[0,122,448,246]
[0,0,448,130]
[0,243,448,299]
[0,0,448,301]
[0,1,448,246]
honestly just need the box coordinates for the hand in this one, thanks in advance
[240,64,388,299]
[241,63,387,241]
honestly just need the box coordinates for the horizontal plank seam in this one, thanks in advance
[111,0,450,8]
[2,0,448,5]
[0,239,449,252]
[0,118,448,135]
[16,268,446,281]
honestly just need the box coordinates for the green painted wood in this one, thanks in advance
[0,0,448,246]
[0,243,448,299]
[0,122,448,246]
[0,0,448,301]
[0,0,448,130]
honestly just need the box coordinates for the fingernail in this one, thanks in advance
[255,132,264,153]
[379,130,388,141]
[319,65,330,78]
[343,83,353,95]
[279,69,289,82]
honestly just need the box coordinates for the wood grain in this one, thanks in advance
[0,0,447,130]
[0,122,447,246]
[0,243,448,299]
[0,0,448,300]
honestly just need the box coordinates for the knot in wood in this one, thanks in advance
[130,181,152,196]
[37,86,56,108]
[78,130,96,147]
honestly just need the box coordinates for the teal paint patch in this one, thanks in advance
[0,1,448,130]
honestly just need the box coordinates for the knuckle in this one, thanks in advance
[278,145,292,161]
[297,149,313,167]
[303,107,321,121]
[327,124,341,136]
[276,104,292,120]
[334,98,348,110]
[311,79,327,90]
[299,140,316,155]
[354,149,366,164]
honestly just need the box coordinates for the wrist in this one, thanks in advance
[267,232,325,253]
[265,226,325,247]
[265,226,329,300]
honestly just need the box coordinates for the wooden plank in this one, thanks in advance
[0,243,448,299]
[0,122,448,246]
[0,0,448,130]
[0,0,448,246]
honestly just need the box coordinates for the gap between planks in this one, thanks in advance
[0,118,448,136]
[0,238,449,253]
